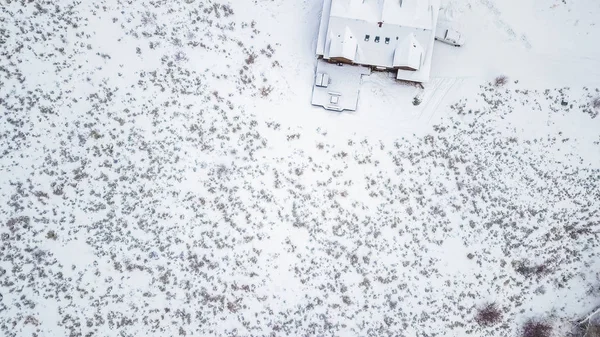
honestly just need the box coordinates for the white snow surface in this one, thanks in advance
[0,0,599,336]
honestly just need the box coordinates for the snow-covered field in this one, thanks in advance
[1,0,599,336]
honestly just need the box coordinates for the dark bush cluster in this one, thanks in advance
[475,303,502,326]
[513,260,552,278]
[521,319,552,337]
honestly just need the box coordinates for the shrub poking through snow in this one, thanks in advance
[592,96,600,110]
[521,319,552,337]
[495,75,508,87]
[260,86,273,97]
[412,96,422,106]
[46,230,57,240]
[475,303,502,326]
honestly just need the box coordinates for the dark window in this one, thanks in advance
[364,34,370,41]
[375,36,380,43]
[385,37,390,44]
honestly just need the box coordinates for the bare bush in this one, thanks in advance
[495,75,508,87]
[260,86,273,97]
[475,303,502,326]
[174,51,187,62]
[245,52,257,65]
[141,11,156,26]
[521,319,552,337]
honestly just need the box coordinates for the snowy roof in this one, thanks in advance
[316,0,440,82]
[330,0,434,30]
[393,33,424,70]
[329,26,358,62]
[311,59,371,111]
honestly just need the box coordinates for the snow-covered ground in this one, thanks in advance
[1,0,599,336]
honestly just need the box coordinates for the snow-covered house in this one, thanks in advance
[316,0,440,83]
